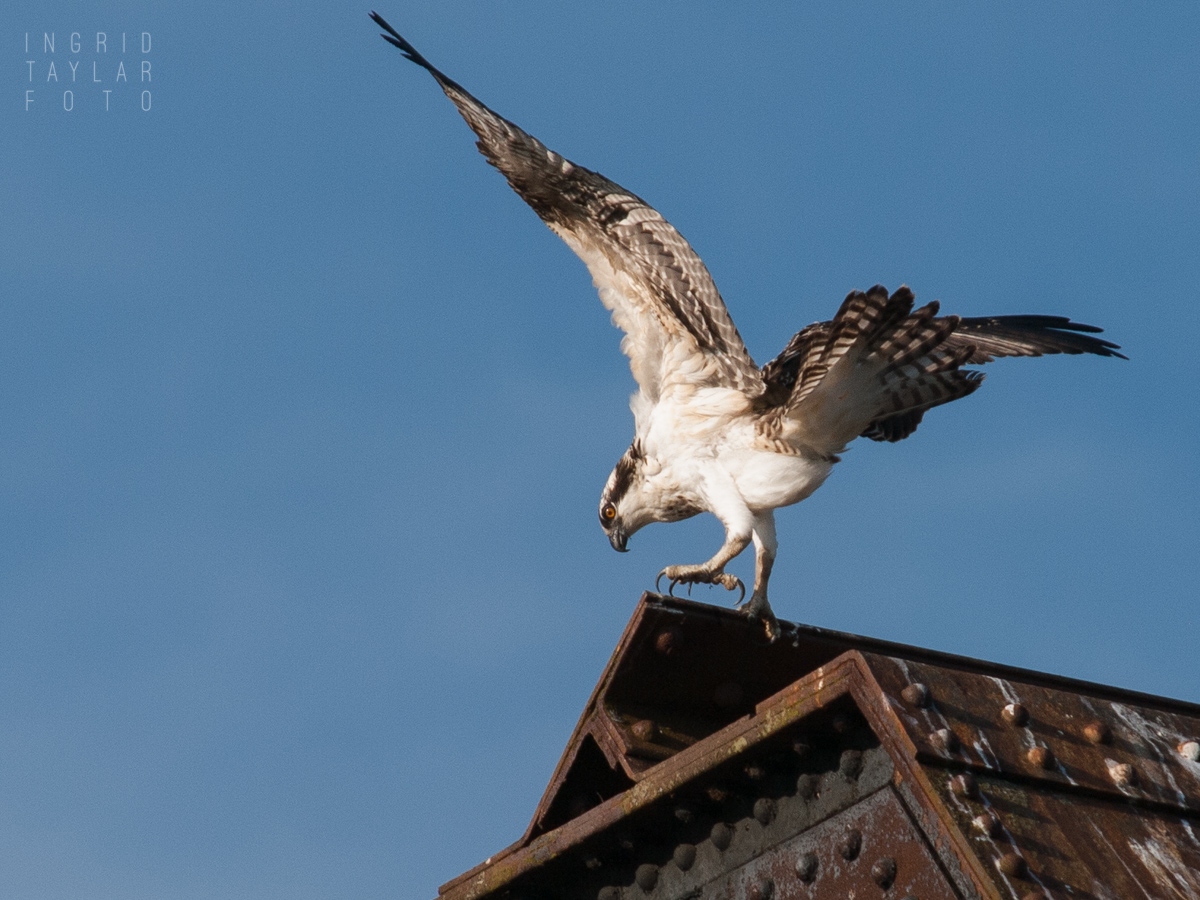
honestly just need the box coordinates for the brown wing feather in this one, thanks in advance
[761,286,1122,449]
[943,315,1126,363]
[371,13,762,400]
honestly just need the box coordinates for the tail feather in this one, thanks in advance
[884,369,984,417]
[863,369,984,442]
[859,409,925,443]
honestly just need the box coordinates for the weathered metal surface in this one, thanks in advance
[437,649,865,899]
[867,655,1200,813]
[702,786,961,900]
[522,595,886,840]
[435,594,1200,900]
[931,771,1200,899]
[859,654,1200,900]
[590,746,897,900]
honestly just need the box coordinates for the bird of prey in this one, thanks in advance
[371,12,1124,638]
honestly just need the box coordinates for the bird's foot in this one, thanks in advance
[739,591,780,642]
[656,564,745,603]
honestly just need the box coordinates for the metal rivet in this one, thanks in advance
[753,797,777,825]
[973,813,1003,838]
[706,786,731,803]
[746,877,775,900]
[654,626,683,656]
[1001,703,1029,727]
[871,857,897,889]
[796,773,819,799]
[597,888,621,900]
[795,851,819,882]
[744,763,767,782]
[997,852,1028,878]
[950,773,978,798]
[1179,741,1200,762]
[1026,745,1054,769]
[1084,721,1112,744]
[840,749,864,779]
[710,822,733,851]
[631,719,657,741]
[672,843,696,871]
[930,728,959,753]
[840,829,863,860]
[713,682,743,709]
[1109,762,1138,787]
[901,683,930,708]
[634,864,658,891]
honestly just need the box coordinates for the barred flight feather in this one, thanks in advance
[877,310,960,378]
[375,12,1123,635]
[370,12,762,403]
[945,315,1126,362]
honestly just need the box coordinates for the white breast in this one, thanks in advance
[723,448,835,511]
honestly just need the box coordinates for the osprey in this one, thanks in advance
[372,13,1124,638]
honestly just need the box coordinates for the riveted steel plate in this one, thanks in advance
[930,770,1200,900]
[434,596,1200,900]
[698,786,962,900]
[868,655,1200,813]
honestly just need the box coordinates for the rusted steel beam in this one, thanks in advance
[861,652,1200,900]
[439,653,860,899]
[436,595,1200,900]
[698,787,961,900]
[867,654,1200,813]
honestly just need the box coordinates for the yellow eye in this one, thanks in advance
[602,503,617,522]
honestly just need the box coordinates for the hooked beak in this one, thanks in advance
[608,527,629,553]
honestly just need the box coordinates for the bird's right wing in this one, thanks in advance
[854,313,1126,442]
[759,287,1125,452]
[758,286,982,455]
[371,13,763,421]
[941,315,1127,363]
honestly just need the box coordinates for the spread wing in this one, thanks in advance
[760,286,1124,452]
[371,13,763,420]
[855,313,1125,441]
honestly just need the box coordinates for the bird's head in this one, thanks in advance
[598,441,651,553]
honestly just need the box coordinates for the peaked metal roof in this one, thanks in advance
[436,594,1200,900]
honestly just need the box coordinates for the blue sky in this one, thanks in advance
[4,2,1198,898]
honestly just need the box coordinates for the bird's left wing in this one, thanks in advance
[371,13,763,411]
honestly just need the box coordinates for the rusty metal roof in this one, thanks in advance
[436,594,1200,900]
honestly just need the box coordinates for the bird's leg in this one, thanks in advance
[658,492,753,600]
[657,528,750,600]
[740,511,779,640]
